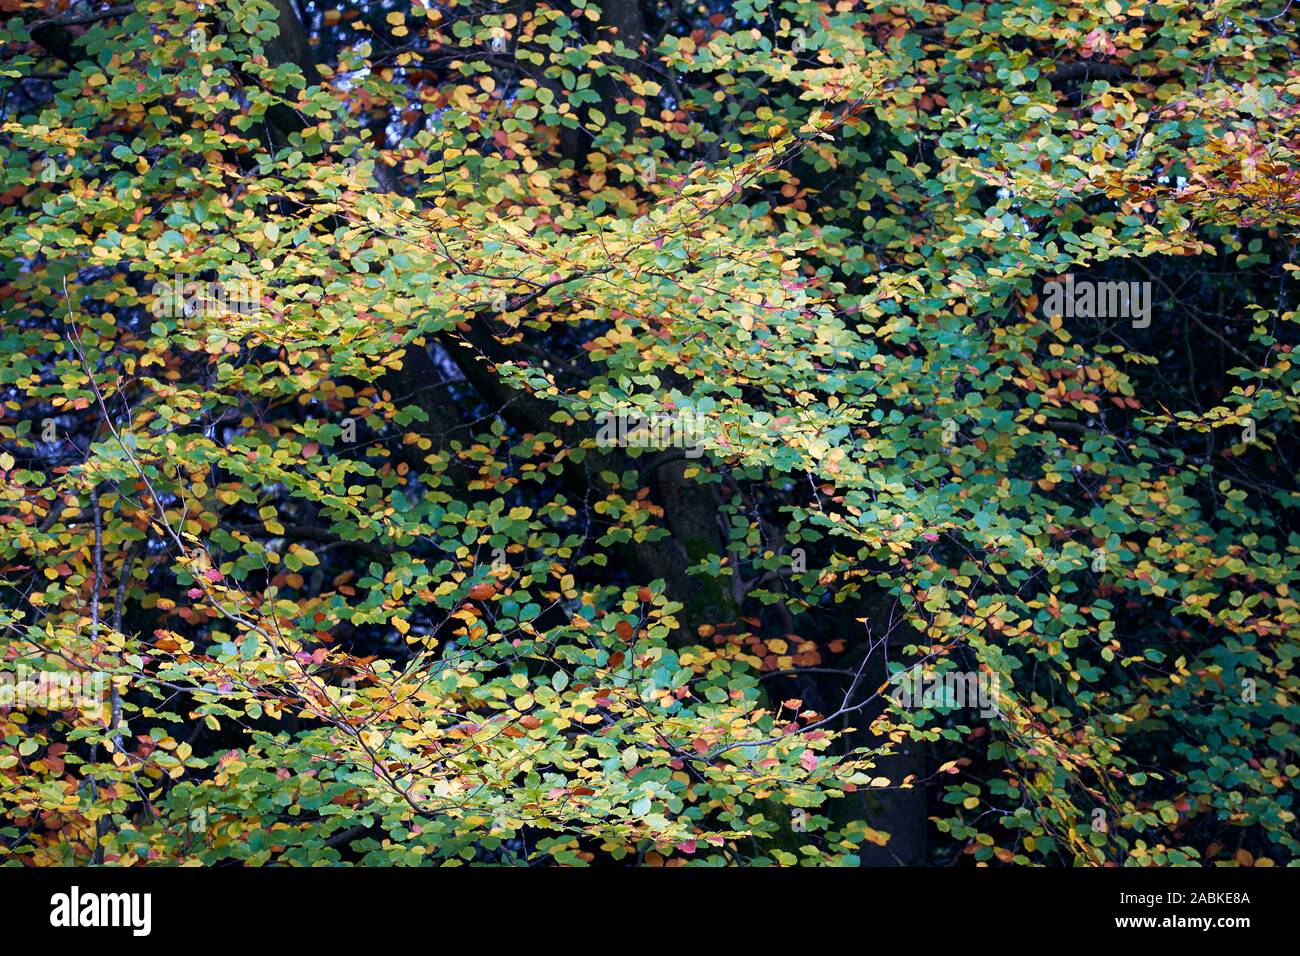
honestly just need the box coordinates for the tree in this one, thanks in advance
[0,0,1296,866]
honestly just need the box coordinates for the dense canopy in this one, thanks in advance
[0,0,1297,866]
